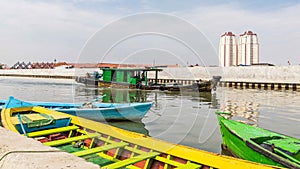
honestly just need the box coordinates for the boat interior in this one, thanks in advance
[251,137,300,163]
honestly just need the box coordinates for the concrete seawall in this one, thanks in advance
[147,66,300,90]
[0,68,99,79]
[215,66,300,84]
[1,66,299,86]
[147,66,300,84]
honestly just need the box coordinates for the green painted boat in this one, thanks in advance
[75,67,213,92]
[217,112,300,168]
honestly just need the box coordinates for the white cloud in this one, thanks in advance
[0,1,299,66]
[0,0,117,65]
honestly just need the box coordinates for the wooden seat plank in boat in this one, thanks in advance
[103,152,160,169]
[44,133,99,147]
[10,113,69,125]
[27,126,79,138]
[73,142,128,157]
[155,156,200,168]
[175,162,201,169]
[10,114,46,124]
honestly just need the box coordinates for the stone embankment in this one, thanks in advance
[0,127,99,169]
[146,66,300,90]
[0,68,98,79]
[147,66,300,83]
[0,66,299,87]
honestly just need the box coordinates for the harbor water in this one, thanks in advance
[0,76,299,154]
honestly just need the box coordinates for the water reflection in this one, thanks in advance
[217,88,260,125]
[210,93,218,109]
[74,86,152,103]
[102,89,149,103]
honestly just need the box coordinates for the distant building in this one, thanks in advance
[53,62,73,69]
[219,30,259,67]
[0,63,7,69]
[219,32,238,67]
[11,61,28,69]
[10,62,55,69]
[238,31,259,65]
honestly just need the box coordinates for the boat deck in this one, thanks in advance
[10,113,69,125]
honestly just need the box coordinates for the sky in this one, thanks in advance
[0,0,300,66]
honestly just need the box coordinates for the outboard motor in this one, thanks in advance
[212,76,222,91]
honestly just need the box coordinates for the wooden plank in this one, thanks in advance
[27,126,79,138]
[43,133,99,147]
[175,162,201,169]
[25,114,47,121]
[155,156,200,168]
[155,155,201,169]
[163,154,171,169]
[103,152,159,169]
[124,165,141,169]
[11,113,69,124]
[11,114,43,124]
[124,146,151,155]
[73,142,128,157]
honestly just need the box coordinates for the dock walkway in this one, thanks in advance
[0,126,99,169]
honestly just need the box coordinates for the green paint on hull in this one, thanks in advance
[57,144,83,153]
[218,115,283,167]
[57,144,113,166]
[217,112,300,168]
[85,154,114,166]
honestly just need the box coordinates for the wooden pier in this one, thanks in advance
[220,81,300,91]
[148,78,300,91]
[148,78,198,85]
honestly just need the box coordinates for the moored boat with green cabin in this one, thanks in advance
[100,67,162,89]
[76,67,213,92]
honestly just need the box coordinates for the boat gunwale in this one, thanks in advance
[246,140,300,168]
[0,99,153,121]
[218,114,300,168]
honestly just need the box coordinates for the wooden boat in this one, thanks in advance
[1,97,277,169]
[75,67,213,92]
[0,98,153,121]
[153,81,212,92]
[217,112,300,168]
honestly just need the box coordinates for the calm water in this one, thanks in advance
[0,76,300,154]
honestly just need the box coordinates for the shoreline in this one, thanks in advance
[0,66,299,85]
[0,126,99,169]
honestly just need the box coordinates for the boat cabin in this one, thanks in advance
[100,67,162,86]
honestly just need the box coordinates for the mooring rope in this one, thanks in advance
[0,149,63,167]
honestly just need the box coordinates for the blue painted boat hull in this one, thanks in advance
[55,102,153,121]
[0,99,153,121]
